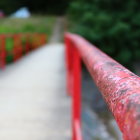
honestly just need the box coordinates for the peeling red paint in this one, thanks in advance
[65,33,140,140]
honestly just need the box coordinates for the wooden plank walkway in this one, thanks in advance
[0,44,71,140]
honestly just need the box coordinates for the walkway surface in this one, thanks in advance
[0,43,71,140]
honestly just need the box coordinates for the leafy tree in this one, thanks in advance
[0,0,24,14]
[68,0,140,70]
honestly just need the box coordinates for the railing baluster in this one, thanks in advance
[72,46,82,140]
[0,35,6,69]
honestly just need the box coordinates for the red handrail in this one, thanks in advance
[0,33,47,69]
[65,33,140,140]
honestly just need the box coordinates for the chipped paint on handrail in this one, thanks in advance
[65,32,140,140]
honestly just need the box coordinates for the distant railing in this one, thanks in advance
[65,33,140,140]
[0,33,47,69]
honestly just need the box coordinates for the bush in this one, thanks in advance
[6,38,14,63]
[68,0,140,70]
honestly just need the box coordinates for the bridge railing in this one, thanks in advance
[0,33,47,69]
[65,33,140,140]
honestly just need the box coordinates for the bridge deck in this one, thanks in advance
[0,44,71,140]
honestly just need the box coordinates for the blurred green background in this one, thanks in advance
[67,0,140,70]
[1,0,140,69]
[0,16,55,34]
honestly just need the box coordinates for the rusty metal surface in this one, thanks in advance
[65,33,140,140]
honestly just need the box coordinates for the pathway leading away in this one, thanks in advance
[0,44,71,140]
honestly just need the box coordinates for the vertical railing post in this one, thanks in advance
[65,37,73,95]
[0,35,6,69]
[25,34,31,53]
[13,34,22,61]
[72,46,82,140]
[65,35,82,140]
[33,34,39,49]
[41,34,47,46]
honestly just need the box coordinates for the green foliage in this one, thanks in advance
[6,38,13,51]
[68,0,140,70]
[6,38,14,63]
[0,16,55,35]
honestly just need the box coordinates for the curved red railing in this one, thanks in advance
[65,33,140,140]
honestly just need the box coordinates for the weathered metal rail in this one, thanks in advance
[65,33,140,140]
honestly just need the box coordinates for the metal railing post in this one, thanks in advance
[72,46,82,140]
[0,35,6,69]
[13,34,22,61]
[65,37,74,96]
[65,35,82,140]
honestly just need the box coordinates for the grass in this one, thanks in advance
[0,15,56,37]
